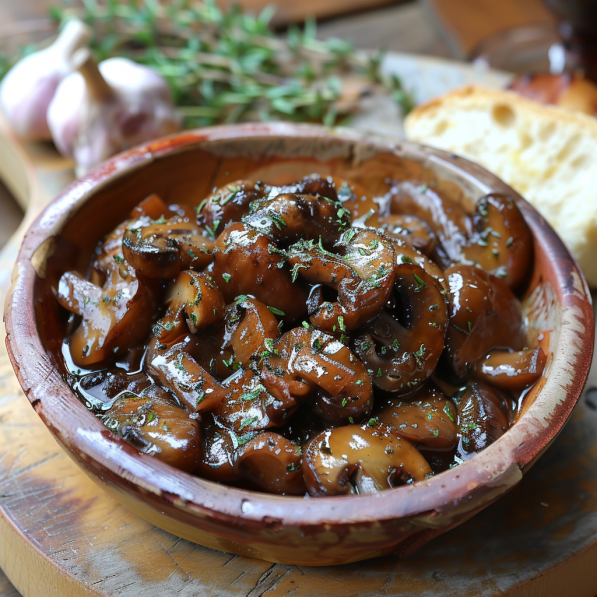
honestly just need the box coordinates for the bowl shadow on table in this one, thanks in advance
[338,392,597,596]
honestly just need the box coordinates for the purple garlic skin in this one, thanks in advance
[47,55,181,176]
[0,20,91,140]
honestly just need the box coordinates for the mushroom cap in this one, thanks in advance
[444,264,526,379]
[104,388,201,473]
[303,424,432,496]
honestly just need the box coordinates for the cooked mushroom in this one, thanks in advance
[444,264,526,379]
[262,327,373,426]
[453,381,512,457]
[213,368,289,432]
[58,263,159,367]
[373,213,436,255]
[354,263,448,395]
[461,193,533,289]
[377,384,458,450]
[198,180,268,236]
[303,424,431,496]
[470,346,547,391]
[288,227,396,332]
[153,270,225,347]
[130,193,169,220]
[225,296,279,370]
[123,214,213,278]
[102,385,201,472]
[243,191,351,249]
[210,222,308,320]
[389,180,472,267]
[391,238,447,290]
[333,177,378,221]
[235,432,306,495]
[197,417,305,495]
[149,341,227,412]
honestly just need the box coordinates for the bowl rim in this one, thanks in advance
[4,122,594,530]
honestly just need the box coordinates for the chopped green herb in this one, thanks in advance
[413,273,427,292]
[239,416,258,431]
[267,306,285,316]
[222,273,231,283]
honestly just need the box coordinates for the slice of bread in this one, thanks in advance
[404,86,597,286]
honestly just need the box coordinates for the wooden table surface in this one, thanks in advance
[0,1,587,596]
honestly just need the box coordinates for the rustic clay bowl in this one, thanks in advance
[4,123,594,566]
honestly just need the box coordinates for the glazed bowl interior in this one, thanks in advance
[5,123,593,566]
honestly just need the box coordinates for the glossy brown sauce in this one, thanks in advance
[58,175,546,496]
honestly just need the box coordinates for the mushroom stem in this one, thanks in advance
[72,48,115,102]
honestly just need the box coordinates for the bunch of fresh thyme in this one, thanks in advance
[1,0,414,127]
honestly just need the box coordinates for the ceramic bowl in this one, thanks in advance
[4,123,594,566]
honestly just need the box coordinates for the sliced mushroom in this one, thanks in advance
[288,228,396,332]
[58,265,159,367]
[453,381,512,458]
[130,193,169,220]
[262,327,373,426]
[153,270,225,347]
[444,264,526,379]
[333,177,378,221]
[123,214,213,278]
[149,341,227,412]
[225,296,279,370]
[210,222,308,320]
[389,180,472,267]
[235,432,306,495]
[377,384,458,450]
[197,180,268,236]
[197,417,305,495]
[150,331,234,381]
[470,346,547,391]
[213,368,290,432]
[303,424,431,496]
[391,238,447,290]
[354,263,448,395]
[102,385,201,472]
[373,213,436,255]
[461,193,533,289]
[243,190,351,249]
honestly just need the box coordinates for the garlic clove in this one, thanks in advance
[48,50,181,176]
[0,19,91,140]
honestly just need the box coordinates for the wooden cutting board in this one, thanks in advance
[1,70,597,596]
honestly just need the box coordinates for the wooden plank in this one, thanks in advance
[422,0,555,58]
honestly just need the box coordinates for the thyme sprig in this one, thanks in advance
[0,0,414,126]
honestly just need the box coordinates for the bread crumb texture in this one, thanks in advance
[405,86,597,286]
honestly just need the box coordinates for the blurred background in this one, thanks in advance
[0,0,557,61]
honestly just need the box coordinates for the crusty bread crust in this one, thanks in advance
[405,86,597,286]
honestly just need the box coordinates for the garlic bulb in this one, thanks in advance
[47,50,181,176]
[0,20,91,140]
